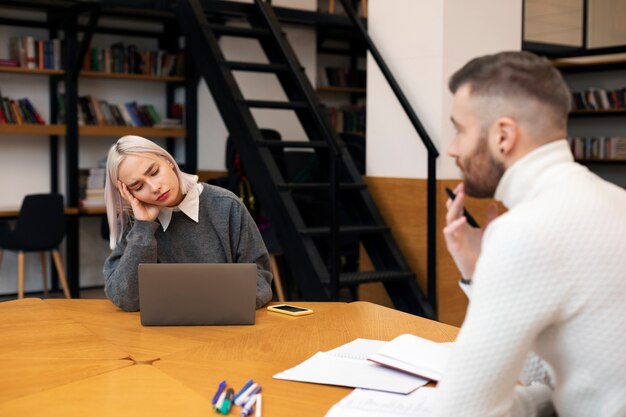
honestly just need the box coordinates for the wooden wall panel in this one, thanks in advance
[359,176,505,326]
[197,170,227,182]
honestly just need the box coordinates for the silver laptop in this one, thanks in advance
[138,263,257,326]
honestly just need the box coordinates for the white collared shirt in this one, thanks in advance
[157,183,203,231]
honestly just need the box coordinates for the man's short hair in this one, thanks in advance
[449,51,571,131]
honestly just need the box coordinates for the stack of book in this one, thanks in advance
[568,136,626,160]
[8,36,62,70]
[82,43,184,77]
[81,167,106,209]
[0,91,45,125]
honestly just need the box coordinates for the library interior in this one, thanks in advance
[0,0,625,416]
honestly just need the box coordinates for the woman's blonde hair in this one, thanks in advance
[104,135,198,249]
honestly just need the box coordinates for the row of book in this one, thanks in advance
[571,88,626,111]
[83,44,185,77]
[326,105,366,134]
[0,91,45,125]
[4,37,62,70]
[317,67,366,89]
[568,136,626,160]
[57,94,182,128]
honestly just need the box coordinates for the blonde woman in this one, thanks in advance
[103,135,273,311]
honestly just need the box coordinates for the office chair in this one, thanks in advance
[0,194,71,299]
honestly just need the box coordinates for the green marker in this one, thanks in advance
[220,388,235,414]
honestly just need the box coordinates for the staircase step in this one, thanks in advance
[206,24,270,38]
[257,140,328,149]
[277,182,366,191]
[299,225,389,237]
[224,61,290,73]
[242,99,309,109]
[333,271,416,286]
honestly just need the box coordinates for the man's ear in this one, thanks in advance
[495,116,518,156]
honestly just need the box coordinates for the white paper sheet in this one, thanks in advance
[325,387,436,417]
[273,338,428,394]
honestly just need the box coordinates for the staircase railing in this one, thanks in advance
[338,0,440,313]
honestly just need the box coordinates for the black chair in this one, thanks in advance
[0,194,70,299]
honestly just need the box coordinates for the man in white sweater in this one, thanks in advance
[435,51,626,417]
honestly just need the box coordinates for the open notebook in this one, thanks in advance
[367,334,453,381]
[273,338,429,394]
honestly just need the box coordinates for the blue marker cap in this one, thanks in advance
[211,380,227,405]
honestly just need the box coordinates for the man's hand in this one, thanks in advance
[117,181,161,222]
[443,183,498,280]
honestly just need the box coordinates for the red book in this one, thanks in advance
[38,40,44,69]
[0,59,19,67]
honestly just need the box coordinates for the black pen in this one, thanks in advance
[445,187,480,228]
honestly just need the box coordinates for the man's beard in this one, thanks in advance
[457,135,505,198]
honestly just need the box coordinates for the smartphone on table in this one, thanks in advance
[267,304,314,316]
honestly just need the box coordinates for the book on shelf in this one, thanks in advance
[317,66,366,88]
[59,93,181,128]
[0,59,19,67]
[571,87,626,111]
[568,136,626,160]
[325,104,366,134]
[0,90,46,125]
[8,36,62,70]
[82,42,184,77]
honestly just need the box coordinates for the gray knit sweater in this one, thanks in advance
[103,183,273,311]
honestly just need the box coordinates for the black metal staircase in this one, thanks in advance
[177,0,435,318]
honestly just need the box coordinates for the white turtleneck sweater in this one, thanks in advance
[434,140,626,417]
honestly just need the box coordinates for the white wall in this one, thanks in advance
[366,0,522,179]
[0,0,316,295]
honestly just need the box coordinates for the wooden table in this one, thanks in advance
[0,299,458,416]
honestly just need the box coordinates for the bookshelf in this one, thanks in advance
[317,85,365,94]
[0,67,64,76]
[80,71,184,83]
[316,23,367,138]
[79,125,186,137]
[0,125,186,137]
[0,2,196,298]
[0,124,65,135]
[553,55,626,177]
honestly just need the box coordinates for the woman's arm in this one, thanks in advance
[230,200,273,308]
[102,220,160,311]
